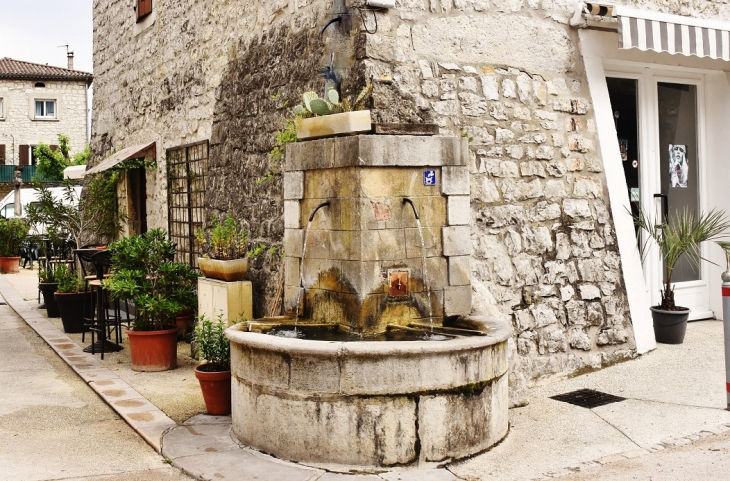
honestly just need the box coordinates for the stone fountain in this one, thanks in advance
[226,135,511,470]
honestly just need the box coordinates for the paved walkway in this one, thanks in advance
[3,273,730,480]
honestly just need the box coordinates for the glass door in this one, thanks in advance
[607,72,711,320]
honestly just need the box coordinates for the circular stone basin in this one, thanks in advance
[226,316,512,470]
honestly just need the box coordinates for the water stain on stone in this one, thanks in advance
[103,389,127,397]
[95,380,115,386]
[55,344,75,349]
[66,356,86,361]
[129,412,155,422]
[185,426,203,436]
[115,399,145,407]
[204,447,218,452]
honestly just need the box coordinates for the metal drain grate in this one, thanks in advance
[550,389,626,408]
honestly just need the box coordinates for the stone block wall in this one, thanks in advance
[0,79,89,163]
[355,2,664,403]
[91,0,340,317]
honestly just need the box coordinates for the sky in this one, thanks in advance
[0,0,93,73]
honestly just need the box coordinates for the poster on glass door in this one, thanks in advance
[668,144,689,188]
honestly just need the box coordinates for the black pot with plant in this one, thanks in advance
[38,266,60,317]
[53,264,88,333]
[634,208,730,344]
[105,229,200,371]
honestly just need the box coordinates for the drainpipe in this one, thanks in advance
[722,271,730,411]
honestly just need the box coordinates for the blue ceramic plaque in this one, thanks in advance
[424,170,436,186]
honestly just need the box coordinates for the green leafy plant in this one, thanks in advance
[717,240,730,272]
[633,207,730,310]
[0,218,30,257]
[82,171,126,242]
[37,265,57,284]
[193,315,232,371]
[33,134,88,181]
[196,214,263,261]
[292,84,373,118]
[104,229,200,331]
[55,264,85,293]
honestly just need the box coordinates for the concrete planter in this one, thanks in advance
[198,258,248,282]
[651,306,690,344]
[295,110,372,140]
[0,256,20,274]
[227,316,512,469]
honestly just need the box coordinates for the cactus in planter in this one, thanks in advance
[294,84,372,118]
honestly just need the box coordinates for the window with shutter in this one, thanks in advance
[19,145,29,166]
[137,0,152,21]
[0,145,5,165]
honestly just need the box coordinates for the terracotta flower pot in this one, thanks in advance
[194,364,231,415]
[126,326,179,372]
[198,257,248,282]
[176,308,194,339]
[0,256,21,274]
[54,291,88,333]
[39,283,60,317]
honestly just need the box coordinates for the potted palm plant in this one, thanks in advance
[0,217,30,273]
[105,229,200,371]
[196,214,256,282]
[53,264,88,333]
[634,207,730,344]
[193,315,234,415]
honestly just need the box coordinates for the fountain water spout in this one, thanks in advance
[295,201,332,328]
[309,201,331,221]
[402,198,432,328]
[402,198,419,220]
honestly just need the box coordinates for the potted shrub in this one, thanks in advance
[196,214,263,282]
[193,315,234,415]
[634,208,730,344]
[37,265,60,317]
[53,264,88,333]
[0,218,30,273]
[293,84,373,140]
[105,229,200,371]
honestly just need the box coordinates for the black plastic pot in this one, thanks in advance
[54,291,88,333]
[39,283,60,318]
[650,306,690,344]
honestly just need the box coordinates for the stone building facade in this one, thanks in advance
[92,0,730,402]
[0,57,92,165]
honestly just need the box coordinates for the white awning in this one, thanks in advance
[574,3,730,61]
[63,165,86,179]
[85,142,156,175]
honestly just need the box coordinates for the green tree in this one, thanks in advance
[33,134,89,181]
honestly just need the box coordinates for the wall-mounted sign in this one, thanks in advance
[424,170,436,186]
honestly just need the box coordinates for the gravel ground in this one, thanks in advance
[2,267,206,424]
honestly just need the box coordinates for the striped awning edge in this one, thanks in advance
[581,3,730,61]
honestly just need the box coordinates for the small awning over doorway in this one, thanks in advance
[573,3,730,61]
[85,142,156,175]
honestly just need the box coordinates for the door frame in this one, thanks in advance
[605,62,712,319]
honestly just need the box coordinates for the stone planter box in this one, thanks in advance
[198,257,248,282]
[295,110,372,140]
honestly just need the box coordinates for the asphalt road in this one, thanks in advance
[0,301,191,481]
